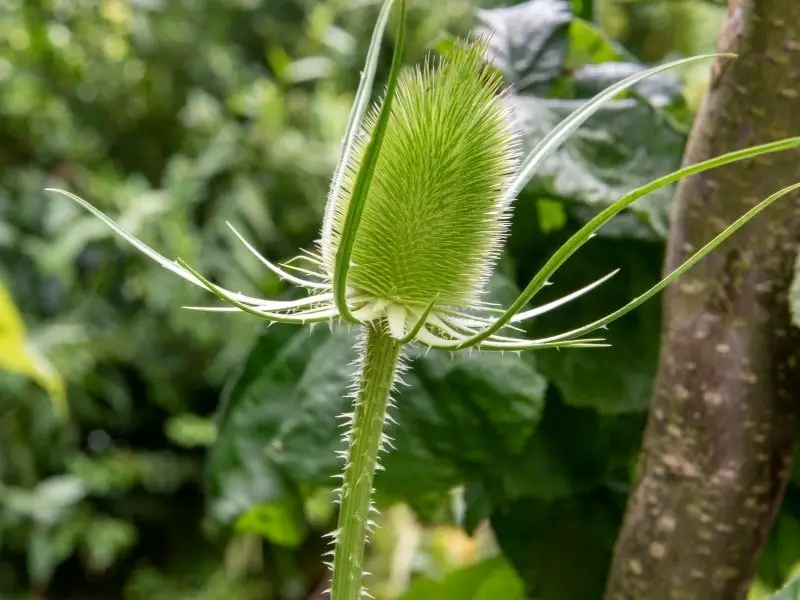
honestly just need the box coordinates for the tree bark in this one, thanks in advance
[604,1,800,599]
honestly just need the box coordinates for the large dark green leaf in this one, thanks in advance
[378,347,546,510]
[475,0,571,96]
[477,391,643,506]
[513,94,685,236]
[515,236,663,414]
[205,323,323,546]
[208,315,547,521]
[477,0,688,236]
[251,326,358,490]
[757,491,800,590]
[491,488,625,600]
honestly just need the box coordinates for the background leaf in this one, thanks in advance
[491,488,625,600]
[475,0,572,95]
[516,237,663,414]
[395,556,525,600]
[208,318,548,519]
[469,391,643,509]
[205,323,320,545]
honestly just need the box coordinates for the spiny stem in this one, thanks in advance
[330,326,401,600]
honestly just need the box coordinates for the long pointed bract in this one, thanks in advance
[47,188,277,306]
[226,222,330,289]
[399,296,438,343]
[176,259,341,324]
[321,0,397,258]
[333,0,408,323]
[457,136,800,349]
[511,269,620,323]
[486,182,800,350]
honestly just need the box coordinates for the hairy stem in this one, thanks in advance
[331,326,401,600]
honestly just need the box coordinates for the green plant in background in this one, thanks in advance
[43,0,800,599]
[0,281,65,414]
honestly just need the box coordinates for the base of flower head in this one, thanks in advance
[47,188,612,352]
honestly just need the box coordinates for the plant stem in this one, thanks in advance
[330,325,402,600]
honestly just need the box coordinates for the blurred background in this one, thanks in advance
[6,1,799,599]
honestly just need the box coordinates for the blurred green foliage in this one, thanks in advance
[0,0,390,595]
[395,556,525,600]
[3,0,800,599]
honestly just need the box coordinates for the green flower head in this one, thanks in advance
[49,0,800,352]
[319,38,521,329]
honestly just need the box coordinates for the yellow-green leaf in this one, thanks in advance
[0,281,66,415]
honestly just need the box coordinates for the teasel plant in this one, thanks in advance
[48,0,800,598]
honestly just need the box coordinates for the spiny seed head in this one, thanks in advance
[319,38,521,313]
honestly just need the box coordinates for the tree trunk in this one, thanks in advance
[604,1,800,599]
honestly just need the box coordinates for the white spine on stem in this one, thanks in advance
[328,323,405,600]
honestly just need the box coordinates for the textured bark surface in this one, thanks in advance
[603,1,800,599]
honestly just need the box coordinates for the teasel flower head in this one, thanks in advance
[317,38,521,338]
[47,0,800,353]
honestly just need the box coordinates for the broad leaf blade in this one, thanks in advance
[520,239,662,413]
[502,53,727,206]
[491,489,624,600]
[529,181,800,346]
[206,323,317,547]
